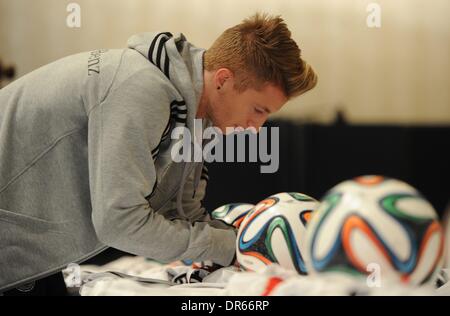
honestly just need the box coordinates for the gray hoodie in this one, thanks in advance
[0,32,236,292]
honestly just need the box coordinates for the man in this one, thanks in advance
[0,13,317,294]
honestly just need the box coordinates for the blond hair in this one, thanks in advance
[204,13,318,99]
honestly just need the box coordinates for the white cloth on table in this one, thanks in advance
[73,256,449,296]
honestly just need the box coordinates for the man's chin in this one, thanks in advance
[207,120,245,135]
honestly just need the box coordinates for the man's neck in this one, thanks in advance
[196,70,209,119]
[196,93,207,119]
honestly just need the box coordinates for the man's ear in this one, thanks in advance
[215,68,233,89]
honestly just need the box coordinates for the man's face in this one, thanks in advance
[205,70,288,133]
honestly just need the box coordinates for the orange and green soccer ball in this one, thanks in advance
[306,175,445,285]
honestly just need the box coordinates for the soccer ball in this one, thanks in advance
[211,203,254,228]
[236,192,319,274]
[306,175,445,285]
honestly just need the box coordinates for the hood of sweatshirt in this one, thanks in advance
[127,32,205,130]
[127,32,209,219]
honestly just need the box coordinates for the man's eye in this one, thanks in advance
[254,107,264,114]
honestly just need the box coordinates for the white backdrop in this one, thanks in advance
[1,0,449,124]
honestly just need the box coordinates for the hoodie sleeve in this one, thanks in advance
[87,70,236,266]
